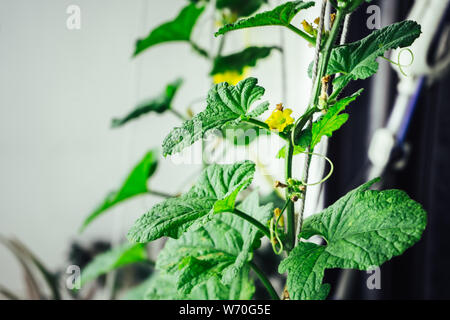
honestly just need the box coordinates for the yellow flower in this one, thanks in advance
[265,107,294,132]
[212,69,247,86]
[274,208,284,227]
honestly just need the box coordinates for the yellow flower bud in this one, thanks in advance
[301,20,314,35]
[330,13,336,26]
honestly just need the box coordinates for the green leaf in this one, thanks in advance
[162,77,268,156]
[156,191,272,294]
[122,276,156,300]
[279,178,427,300]
[277,90,359,158]
[326,20,421,93]
[112,79,183,128]
[81,243,147,287]
[143,272,182,299]
[128,161,255,243]
[222,122,270,146]
[134,3,205,57]
[80,150,158,232]
[216,0,268,18]
[143,268,255,300]
[309,89,363,149]
[215,1,315,36]
[211,46,280,75]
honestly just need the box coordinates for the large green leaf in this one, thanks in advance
[142,268,255,300]
[309,89,363,149]
[279,179,427,300]
[215,1,314,36]
[81,243,147,287]
[211,46,279,76]
[134,3,205,57]
[156,191,272,294]
[326,20,421,93]
[80,150,158,232]
[128,161,256,243]
[162,77,268,156]
[112,79,182,128]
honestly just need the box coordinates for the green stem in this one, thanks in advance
[295,8,346,240]
[216,35,226,58]
[286,24,316,46]
[310,9,345,107]
[190,41,210,59]
[328,85,344,102]
[232,209,272,240]
[169,108,188,121]
[249,261,280,300]
[285,138,295,251]
[291,106,318,145]
[148,189,175,198]
[243,118,289,141]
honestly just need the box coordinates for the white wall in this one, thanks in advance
[0,0,320,296]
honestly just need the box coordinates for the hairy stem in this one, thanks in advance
[285,138,295,251]
[310,9,345,107]
[169,108,188,121]
[148,189,175,198]
[249,261,280,300]
[232,209,272,240]
[296,8,346,240]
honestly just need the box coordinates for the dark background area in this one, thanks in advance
[325,0,450,299]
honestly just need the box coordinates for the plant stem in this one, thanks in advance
[169,108,188,121]
[0,285,19,300]
[286,24,316,46]
[328,85,344,101]
[285,138,295,251]
[232,209,272,240]
[190,41,210,59]
[249,261,280,300]
[243,118,289,141]
[148,189,175,198]
[310,9,345,107]
[216,35,226,58]
[295,8,346,240]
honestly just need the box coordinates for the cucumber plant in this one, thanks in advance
[79,0,426,300]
